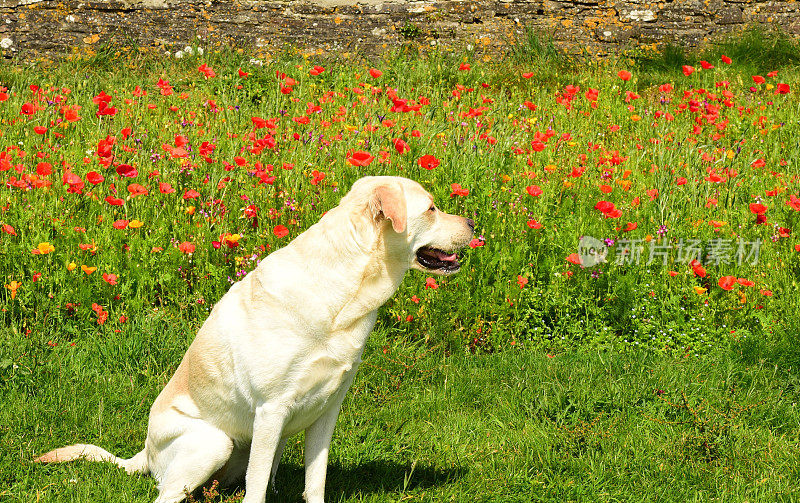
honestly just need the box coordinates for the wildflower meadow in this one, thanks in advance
[2,34,800,501]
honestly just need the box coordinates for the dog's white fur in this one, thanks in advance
[36,176,474,503]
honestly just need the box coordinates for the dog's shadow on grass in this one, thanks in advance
[223,460,465,502]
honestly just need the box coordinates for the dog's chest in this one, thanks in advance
[282,348,362,435]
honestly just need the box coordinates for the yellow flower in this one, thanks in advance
[81,265,97,275]
[129,219,144,229]
[693,286,708,295]
[5,280,21,299]
[67,262,77,271]
[37,242,55,255]
[185,206,195,215]
[630,115,641,121]
[224,233,241,245]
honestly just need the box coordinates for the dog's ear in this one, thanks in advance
[372,185,407,233]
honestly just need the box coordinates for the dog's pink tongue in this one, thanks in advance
[436,250,458,262]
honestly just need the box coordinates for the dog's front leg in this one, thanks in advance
[302,394,348,503]
[242,404,288,503]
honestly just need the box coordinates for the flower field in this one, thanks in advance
[1,38,800,502]
[2,45,799,355]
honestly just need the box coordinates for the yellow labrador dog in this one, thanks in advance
[36,175,474,503]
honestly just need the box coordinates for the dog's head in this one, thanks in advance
[346,176,475,275]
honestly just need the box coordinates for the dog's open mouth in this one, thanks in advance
[415,246,461,272]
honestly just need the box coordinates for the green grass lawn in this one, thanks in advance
[2,30,800,501]
[3,317,800,502]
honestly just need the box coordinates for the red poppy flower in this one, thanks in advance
[183,189,201,200]
[776,83,790,95]
[526,185,543,197]
[450,183,469,197]
[517,275,529,288]
[418,154,440,170]
[749,203,767,215]
[699,60,714,70]
[527,220,542,229]
[347,151,375,167]
[112,219,129,229]
[392,138,410,154]
[594,201,615,213]
[682,65,695,76]
[105,196,124,206]
[752,75,766,85]
[369,68,383,78]
[425,277,439,289]
[127,183,148,196]
[102,273,118,286]
[198,63,216,79]
[178,241,195,254]
[737,278,755,287]
[617,70,632,81]
[159,182,176,194]
[721,55,732,65]
[116,164,138,178]
[86,171,105,184]
[35,162,52,176]
[786,195,800,211]
[718,276,736,291]
[310,170,326,186]
[566,253,582,265]
[34,126,47,134]
[273,225,289,238]
[690,259,706,278]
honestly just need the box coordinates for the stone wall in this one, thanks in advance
[0,0,798,58]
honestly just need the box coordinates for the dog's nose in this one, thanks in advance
[466,218,476,231]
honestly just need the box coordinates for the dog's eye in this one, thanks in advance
[429,205,436,212]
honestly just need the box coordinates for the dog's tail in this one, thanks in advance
[34,444,149,475]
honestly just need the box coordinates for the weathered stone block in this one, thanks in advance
[715,6,743,24]
[0,0,797,59]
